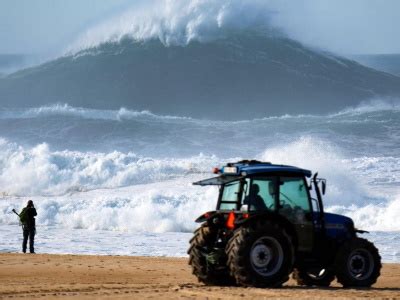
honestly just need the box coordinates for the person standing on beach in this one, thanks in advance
[20,200,37,254]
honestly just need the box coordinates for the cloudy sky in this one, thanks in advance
[1,0,399,56]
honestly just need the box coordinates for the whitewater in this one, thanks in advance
[0,102,399,261]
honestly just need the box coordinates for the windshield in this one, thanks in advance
[279,177,310,212]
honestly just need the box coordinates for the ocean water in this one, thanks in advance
[0,101,399,261]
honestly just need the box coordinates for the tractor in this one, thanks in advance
[188,160,381,288]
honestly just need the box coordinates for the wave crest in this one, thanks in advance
[1,100,400,123]
[0,104,193,122]
[66,0,277,54]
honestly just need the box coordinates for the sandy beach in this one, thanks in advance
[0,254,399,299]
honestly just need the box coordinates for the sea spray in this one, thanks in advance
[329,196,400,232]
[66,0,278,54]
[0,179,218,233]
[0,139,221,196]
[260,136,370,207]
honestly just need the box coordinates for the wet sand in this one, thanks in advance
[0,253,399,299]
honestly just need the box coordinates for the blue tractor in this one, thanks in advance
[188,160,381,288]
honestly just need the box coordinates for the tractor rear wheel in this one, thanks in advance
[334,237,381,288]
[188,225,234,285]
[226,220,294,288]
[293,267,335,287]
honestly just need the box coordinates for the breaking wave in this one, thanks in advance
[0,139,222,196]
[0,104,193,122]
[0,134,399,232]
[330,198,400,232]
[1,100,400,123]
[331,99,400,117]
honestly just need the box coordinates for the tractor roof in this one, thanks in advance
[226,160,312,177]
[193,160,312,186]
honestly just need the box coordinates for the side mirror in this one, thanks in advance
[322,181,326,195]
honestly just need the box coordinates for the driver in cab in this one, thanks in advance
[243,183,268,211]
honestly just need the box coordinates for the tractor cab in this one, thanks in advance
[194,160,326,252]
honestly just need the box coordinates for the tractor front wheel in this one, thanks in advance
[334,237,381,288]
[226,220,294,288]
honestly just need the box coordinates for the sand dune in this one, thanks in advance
[0,253,399,299]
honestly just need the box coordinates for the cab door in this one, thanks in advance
[278,176,314,251]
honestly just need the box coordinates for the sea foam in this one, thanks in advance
[0,139,221,196]
[1,136,399,232]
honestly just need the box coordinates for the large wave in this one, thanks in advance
[4,22,400,118]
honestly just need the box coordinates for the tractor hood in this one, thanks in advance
[323,212,355,239]
[324,212,354,229]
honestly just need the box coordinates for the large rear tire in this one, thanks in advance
[293,267,335,287]
[334,237,381,288]
[188,225,234,285]
[226,220,294,288]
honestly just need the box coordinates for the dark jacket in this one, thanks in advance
[24,207,37,230]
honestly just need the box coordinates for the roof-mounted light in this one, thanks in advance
[223,166,238,174]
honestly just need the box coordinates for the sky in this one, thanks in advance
[1,0,400,56]
[0,0,131,55]
[271,0,400,55]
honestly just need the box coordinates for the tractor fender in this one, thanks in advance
[194,211,231,229]
[195,211,217,223]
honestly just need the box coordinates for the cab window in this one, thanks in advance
[278,177,310,224]
[279,177,311,212]
[219,181,240,210]
[242,177,276,211]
